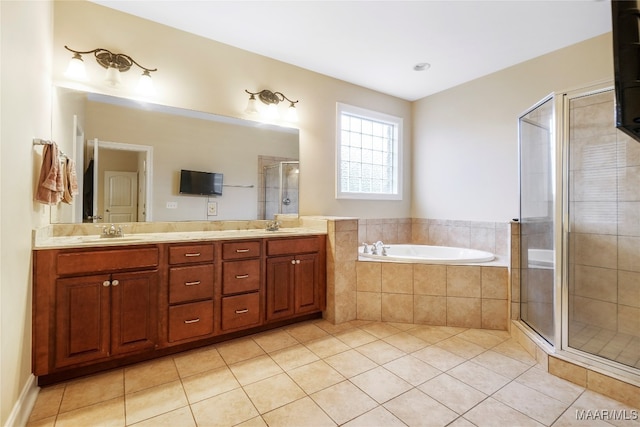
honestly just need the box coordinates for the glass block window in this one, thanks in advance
[336,103,402,200]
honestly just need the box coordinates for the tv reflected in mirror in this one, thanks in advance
[179,169,223,196]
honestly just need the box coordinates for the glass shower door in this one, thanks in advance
[519,97,556,345]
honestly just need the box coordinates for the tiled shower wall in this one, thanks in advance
[567,90,640,341]
[358,218,509,256]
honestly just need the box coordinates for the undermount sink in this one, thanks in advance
[76,235,145,243]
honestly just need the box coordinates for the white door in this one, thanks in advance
[104,171,138,222]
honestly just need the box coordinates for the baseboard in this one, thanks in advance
[4,374,39,427]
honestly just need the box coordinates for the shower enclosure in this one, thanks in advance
[519,84,640,372]
[263,161,299,220]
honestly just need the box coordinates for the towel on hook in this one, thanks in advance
[35,142,64,205]
[62,158,79,204]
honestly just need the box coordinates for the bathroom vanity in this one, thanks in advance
[32,229,326,384]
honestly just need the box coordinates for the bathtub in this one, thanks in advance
[359,244,494,264]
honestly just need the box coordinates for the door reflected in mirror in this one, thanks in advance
[51,87,299,223]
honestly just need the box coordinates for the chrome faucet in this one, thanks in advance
[361,242,369,254]
[265,220,280,231]
[101,224,124,238]
[372,241,389,256]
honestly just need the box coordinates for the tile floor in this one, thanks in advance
[26,319,639,427]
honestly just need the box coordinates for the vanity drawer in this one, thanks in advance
[169,264,214,304]
[168,301,213,342]
[57,247,159,276]
[222,241,261,260]
[222,259,261,295]
[169,244,214,265]
[267,237,320,256]
[221,292,261,331]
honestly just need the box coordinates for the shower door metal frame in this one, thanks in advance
[518,92,563,347]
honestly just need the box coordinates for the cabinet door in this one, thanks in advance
[55,274,111,368]
[110,270,158,355]
[295,253,321,314]
[266,256,295,320]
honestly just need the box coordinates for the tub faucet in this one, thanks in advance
[362,242,369,254]
[373,241,389,256]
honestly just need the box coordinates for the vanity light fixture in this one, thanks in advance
[244,89,299,123]
[64,46,158,95]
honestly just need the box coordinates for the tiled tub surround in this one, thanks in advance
[356,262,509,330]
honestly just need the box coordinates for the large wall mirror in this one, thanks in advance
[50,87,299,224]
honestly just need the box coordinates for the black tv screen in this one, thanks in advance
[179,169,223,195]
[612,0,640,142]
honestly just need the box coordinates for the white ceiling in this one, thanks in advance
[91,0,612,101]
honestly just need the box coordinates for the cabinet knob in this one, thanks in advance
[296,260,301,264]
[103,280,110,287]
[111,279,120,286]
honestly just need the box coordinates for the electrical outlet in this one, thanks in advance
[207,202,217,216]
[166,201,178,209]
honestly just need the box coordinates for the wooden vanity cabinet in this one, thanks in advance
[219,240,263,332]
[33,233,326,383]
[166,243,215,344]
[265,236,326,322]
[33,246,159,375]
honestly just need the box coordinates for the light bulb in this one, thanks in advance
[137,70,155,95]
[104,64,121,87]
[245,95,259,115]
[265,103,279,120]
[64,53,87,81]
[286,103,298,122]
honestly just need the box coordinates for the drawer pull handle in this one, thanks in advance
[235,309,249,314]
[184,318,200,324]
[235,274,249,279]
[184,252,201,257]
[235,248,250,253]
[185,281,201,286]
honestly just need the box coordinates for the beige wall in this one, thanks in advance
[0,1,52,425]
[53,1,413,220]
[412,33,614,222]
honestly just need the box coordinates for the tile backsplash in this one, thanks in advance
[358,218,509,256]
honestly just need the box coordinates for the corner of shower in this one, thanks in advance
[518,82,640,389]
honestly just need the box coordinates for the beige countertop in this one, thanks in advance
[33,228,326,250]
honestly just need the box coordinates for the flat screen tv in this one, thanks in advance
[179,169,223,196]
[612,0,640,142]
